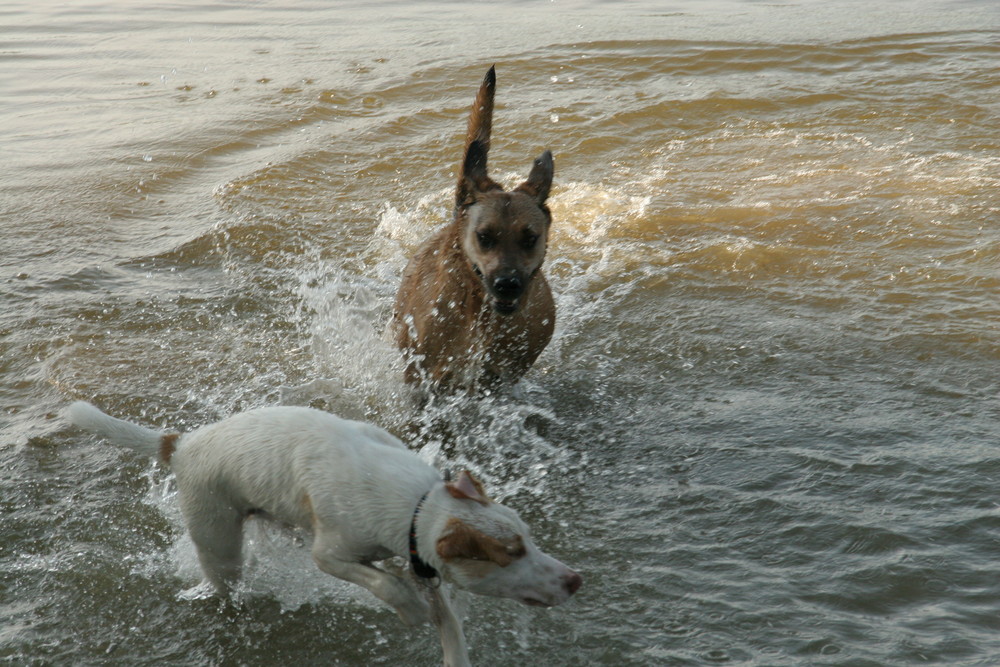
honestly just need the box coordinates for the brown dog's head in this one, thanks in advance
[454,66,554,316]
[458,142,553,315]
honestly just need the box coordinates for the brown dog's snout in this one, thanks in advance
[492,274,523,300]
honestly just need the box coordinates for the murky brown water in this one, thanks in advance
[3,1,1000,665]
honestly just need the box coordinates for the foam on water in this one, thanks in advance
[288,190,594,492]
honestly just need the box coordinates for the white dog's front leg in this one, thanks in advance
[312,540,429,626]
[427,585,470,667]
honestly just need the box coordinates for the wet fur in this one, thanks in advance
[392,66,556,393]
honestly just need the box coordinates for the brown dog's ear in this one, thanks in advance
[457,139,499,207]
[515,150,554,206]
[464,140,490,188]
[445,470,490,505]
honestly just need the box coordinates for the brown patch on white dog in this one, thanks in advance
[436,517,527,567]
[159,432,179,464]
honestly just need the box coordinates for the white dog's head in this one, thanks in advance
[422,471,581,607]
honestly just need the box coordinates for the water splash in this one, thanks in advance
[121,170,651,612]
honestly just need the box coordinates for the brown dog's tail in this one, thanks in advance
[464,65,495,155]
[457,66,501,207]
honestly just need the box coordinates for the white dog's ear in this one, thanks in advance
[445,470,490,505]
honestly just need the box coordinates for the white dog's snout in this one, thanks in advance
[524,556,582,607]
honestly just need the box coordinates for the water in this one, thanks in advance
[3,0,1000,664]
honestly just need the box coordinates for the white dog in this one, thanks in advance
[65,402,581,666]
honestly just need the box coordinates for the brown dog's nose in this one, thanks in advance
[493,275,523,299]
[564,571,582,596]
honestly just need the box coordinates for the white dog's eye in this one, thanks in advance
[506,543,527,558]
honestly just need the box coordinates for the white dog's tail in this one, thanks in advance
[65,401,179,465]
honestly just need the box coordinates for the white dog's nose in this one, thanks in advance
[564,570,582,596]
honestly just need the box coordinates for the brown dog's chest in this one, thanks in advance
[392,229,554,392]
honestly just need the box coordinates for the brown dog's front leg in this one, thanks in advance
[426,585,470,667]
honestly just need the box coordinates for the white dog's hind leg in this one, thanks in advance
[312,534,429,626]
[182,506,244,595]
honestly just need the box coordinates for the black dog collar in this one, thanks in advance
[409,492,440,580]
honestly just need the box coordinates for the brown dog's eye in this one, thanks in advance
[521,233,539,250]
[477,232,496,249]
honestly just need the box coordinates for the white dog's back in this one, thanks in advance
[67,402,438,542]
[168,407,436,534]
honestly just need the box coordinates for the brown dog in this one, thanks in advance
[392,66,556,393]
